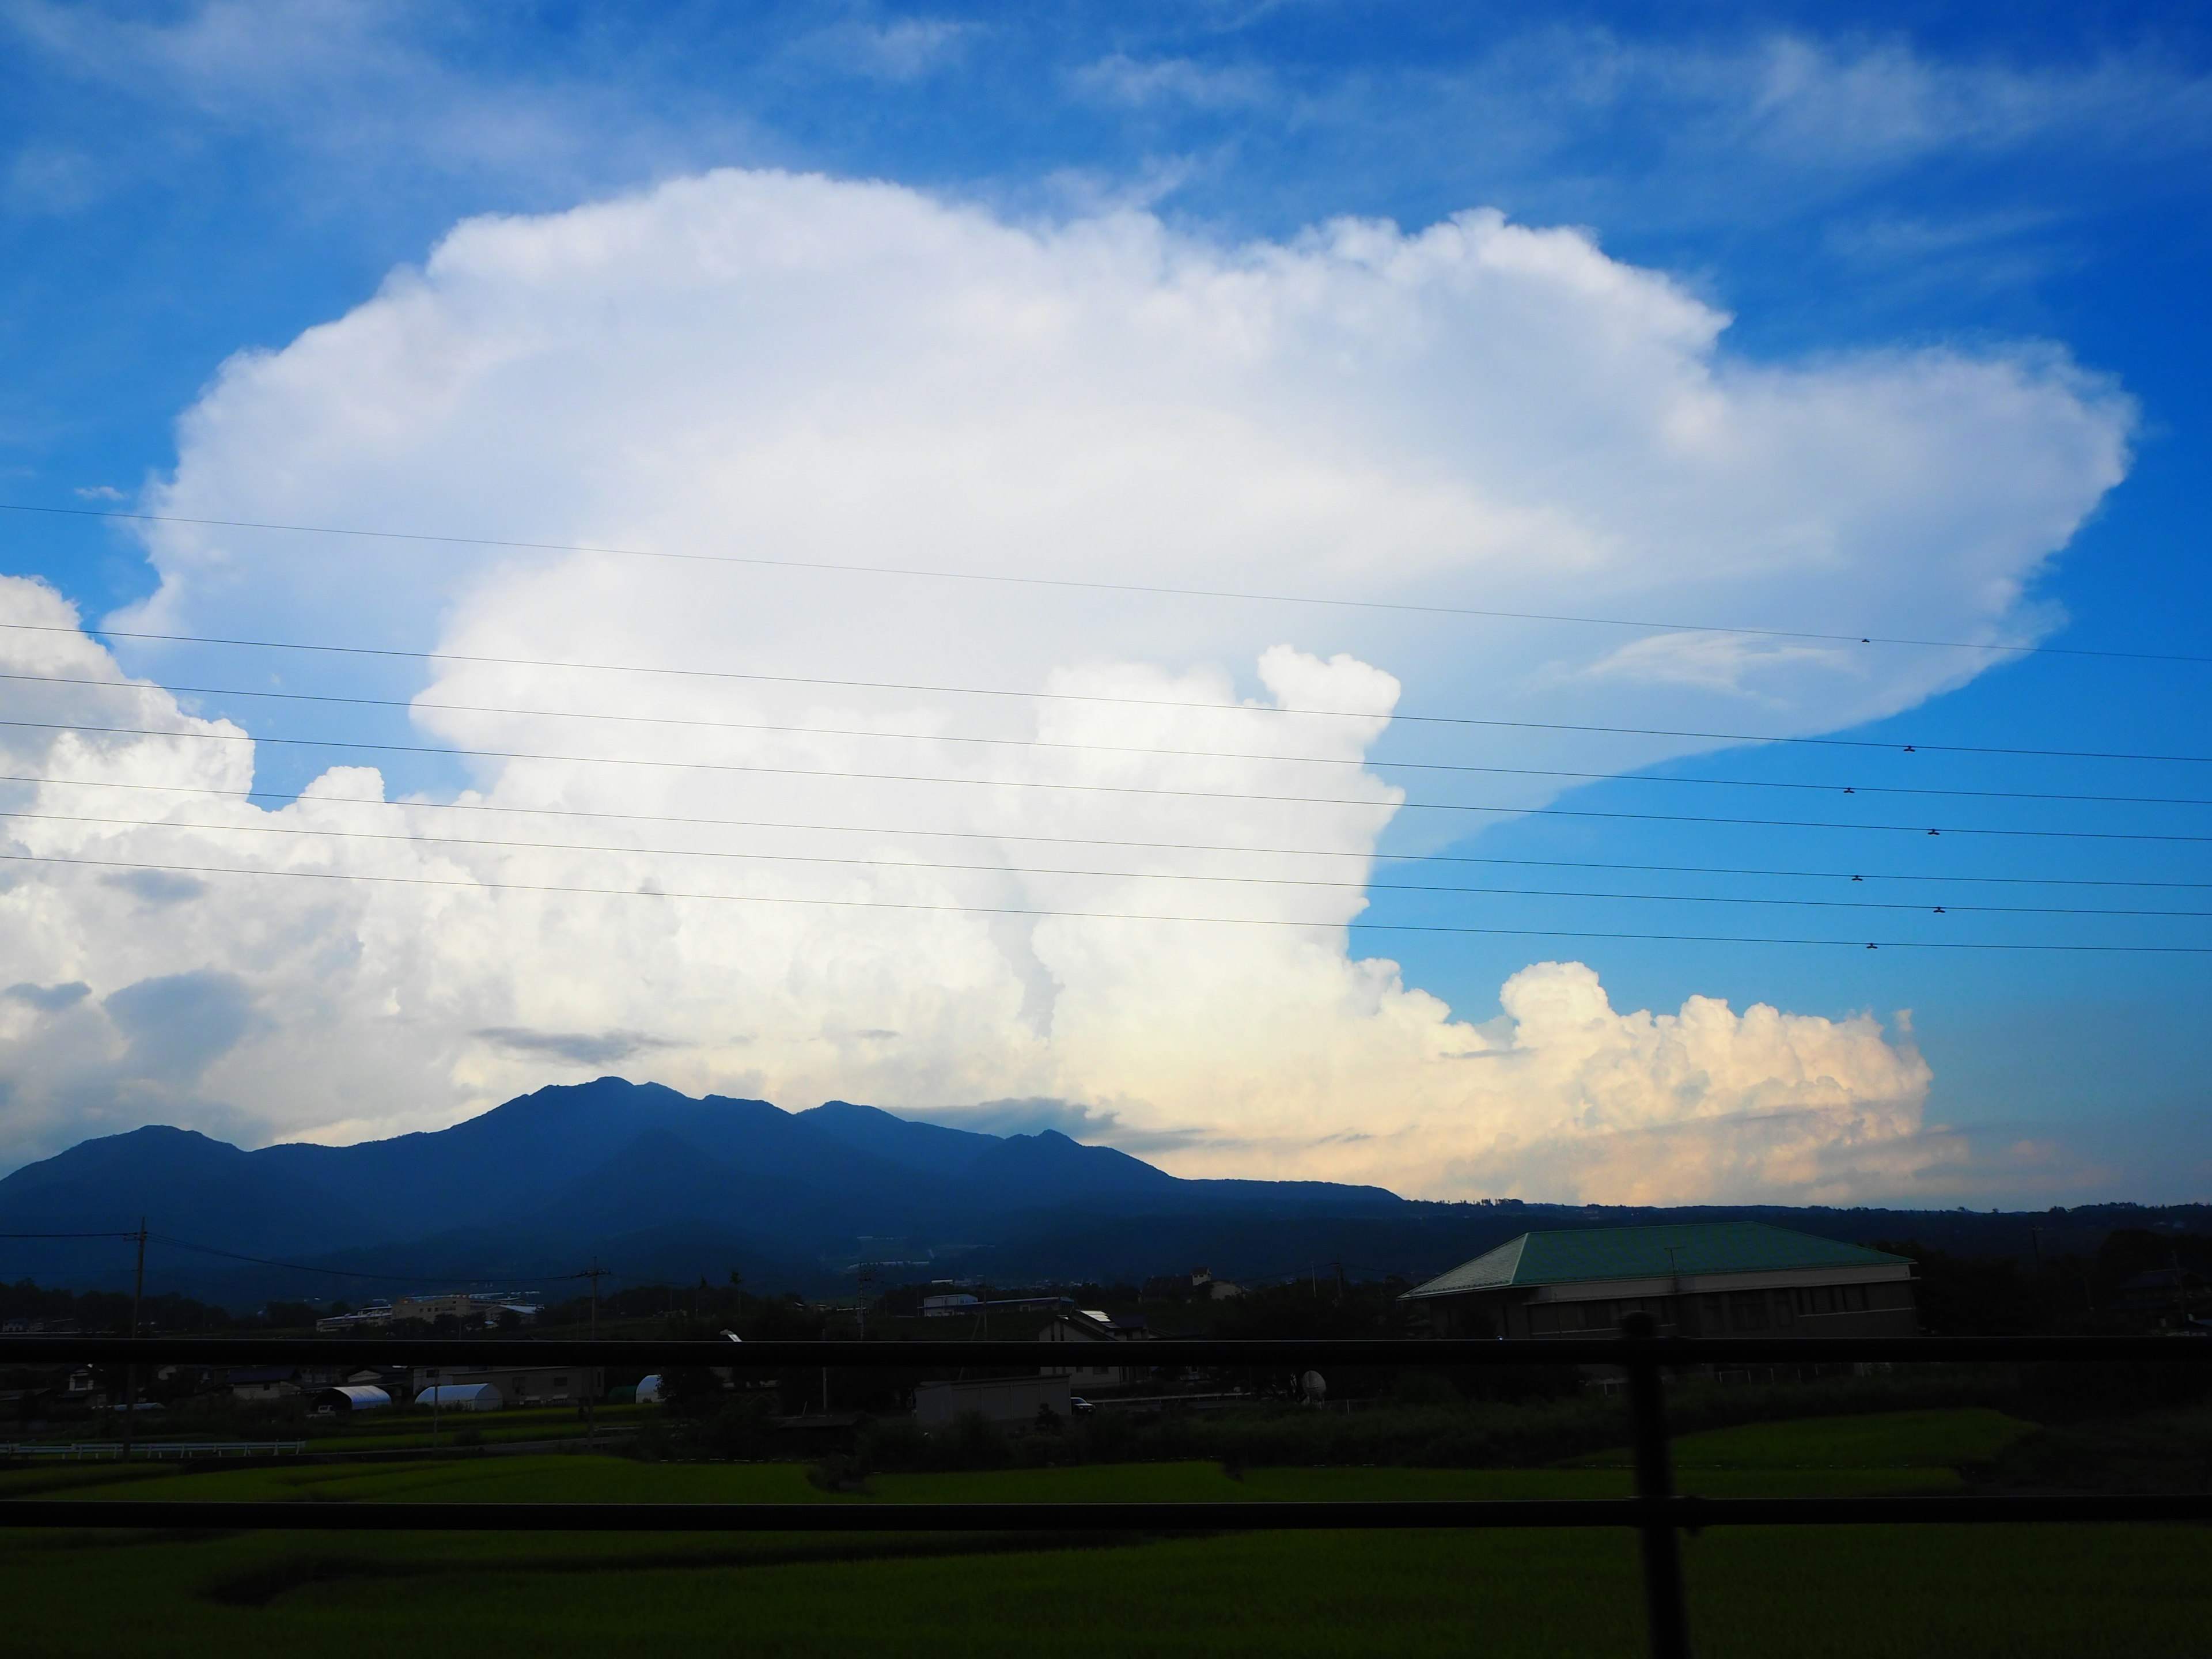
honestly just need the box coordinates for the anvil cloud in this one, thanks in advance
[0,169,2130,1198]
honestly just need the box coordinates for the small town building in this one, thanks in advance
[228,1366,303,1403]
[921,1293,982,1317]
[1037,1310,1142,1389]
[1400,1222,1918,1340]
[2116,1267,2210,1327]
[391,1291,541,1327]
[407,1366,597,1407]
[316,1300,393,1334]
[414,1383,503,1412]
[914,1374,1072,1429]
[312,1384,393,1414]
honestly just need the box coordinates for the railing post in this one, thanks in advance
[1620,1311,1690,1659]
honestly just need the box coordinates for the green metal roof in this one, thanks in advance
[1401,1222,1908,1301]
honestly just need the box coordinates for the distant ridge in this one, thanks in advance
[0,1077,2202,1307]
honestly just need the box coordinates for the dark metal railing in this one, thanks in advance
[5,1321,2209,1659]
[6,1331,2204,1367]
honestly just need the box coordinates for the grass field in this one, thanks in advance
[0,1408,2204,1657]
[1567,1407,2040,1472]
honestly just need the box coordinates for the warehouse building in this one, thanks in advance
[1400,1222,1918,1340]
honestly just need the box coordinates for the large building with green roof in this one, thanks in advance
[1400,1222,1918,1340]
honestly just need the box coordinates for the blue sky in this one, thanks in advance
[0,1,2207,1201]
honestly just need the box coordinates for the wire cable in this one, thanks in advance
[6,619,2207,764]
[9,849,2207,952]
[6,499,2203,665]
[14,717,2210,842]
[13,809,2205,919]
[12,772,2210,888]
[12,670,2208,806]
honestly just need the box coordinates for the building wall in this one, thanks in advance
[914,1374,1072,1429]
[1036,1319,1131,1388]
[1423,1274,1918,1342]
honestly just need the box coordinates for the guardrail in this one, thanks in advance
[0,1440,305,1460]
[4,1321,2209,1659]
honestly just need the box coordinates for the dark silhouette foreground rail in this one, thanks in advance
[5,1324,2207,1659]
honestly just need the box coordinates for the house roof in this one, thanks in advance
[1401,1223,1908,1301]
[2120,1267,2203,1291]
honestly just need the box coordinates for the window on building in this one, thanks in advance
[1840,1285,1869,1313]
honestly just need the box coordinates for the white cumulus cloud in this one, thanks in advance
[0,168,2133,1198]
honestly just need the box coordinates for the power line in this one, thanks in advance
[6,499,2203,665]
[12,669,2208,806]
[13,809,2205,919]
[8,849,2207,952]
[14,773,2211,889]
[6,619,2207,764]
[14,717,2210,842]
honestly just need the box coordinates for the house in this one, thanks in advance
[1037,1310,1143,1390]
[914,1373,1071,1429]
[228,1366,303,1402]
[1400,1222,1918,1340]
[316,1300,393,1334]
[2118,1267,2210,1326]
[414,1383,502,1412]
[387,1291,541,1328]
[921,1294,982,1317]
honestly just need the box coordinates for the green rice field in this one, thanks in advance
[0,1408,2203,1658]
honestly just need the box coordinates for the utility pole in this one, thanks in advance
[121,1220,146,1462]
[579,1257,609,1449]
